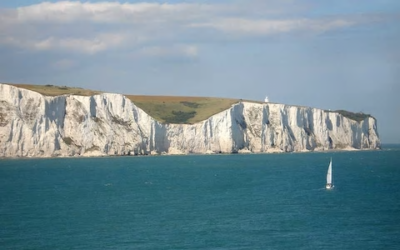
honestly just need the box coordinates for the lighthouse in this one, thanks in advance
[264,96,269,102]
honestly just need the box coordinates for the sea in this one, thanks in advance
[1,145,400,250]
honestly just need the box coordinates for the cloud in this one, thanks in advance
[1,33,128,54]
[0,1,392,55]
[189,18,355,36]
[14,1,218,23]
[139,44,198,58]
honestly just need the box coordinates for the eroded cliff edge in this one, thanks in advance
[0,84,380,157]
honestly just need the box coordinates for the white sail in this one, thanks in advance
[326,158,332,185]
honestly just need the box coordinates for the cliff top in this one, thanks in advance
[327,110,373,122]
[5,83,239,124]
[3,83,373,124]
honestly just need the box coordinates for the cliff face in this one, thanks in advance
[0,84,380,157]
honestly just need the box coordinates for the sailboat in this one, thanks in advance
[326,158,334,189]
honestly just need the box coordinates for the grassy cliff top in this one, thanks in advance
[7,83,239,124]
[328,109,373,122]
[5,83,372,124]
[126,95,238,124]
[9,83,102,96]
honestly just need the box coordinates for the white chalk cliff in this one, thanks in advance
[0,84,380,157]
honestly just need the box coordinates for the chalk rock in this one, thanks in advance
[0,84,380,158]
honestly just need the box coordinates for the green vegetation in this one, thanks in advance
[329,110,372,122]
[0,102,8,126]
[7,83,239,124]
[112,116,130,126]
[0,112,6,126]
[8,83,101,96]
[9,83,373,125]
[180,101,200,108]
[164,111,197,124]
[333,143,347,149]
[62,137,73,145]
[126,95,238,124]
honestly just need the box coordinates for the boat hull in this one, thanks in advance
[326,184,334,190]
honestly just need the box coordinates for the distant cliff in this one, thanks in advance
[0,83,380,157]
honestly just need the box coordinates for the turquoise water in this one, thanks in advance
[1,146,400,249]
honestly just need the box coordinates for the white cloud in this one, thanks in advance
[0,1,388,55]
[14,1,217,23]
[1,33,128,54]
[140,44,198,58]
[189,18,355,36]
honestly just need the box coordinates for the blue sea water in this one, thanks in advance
[1,146,400,250]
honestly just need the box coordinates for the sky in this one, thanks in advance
[0,0,399,143]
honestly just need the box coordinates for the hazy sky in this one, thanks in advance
[0,0,399,143]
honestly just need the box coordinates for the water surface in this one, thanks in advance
[1,147,399,249]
